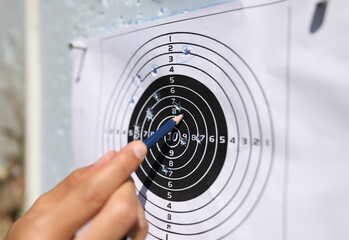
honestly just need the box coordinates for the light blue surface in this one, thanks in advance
[40,0,236,193]
[0,0,24,179]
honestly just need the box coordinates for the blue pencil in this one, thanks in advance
[143,114,183,149]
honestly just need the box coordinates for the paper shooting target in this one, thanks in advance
[100,32,274,239]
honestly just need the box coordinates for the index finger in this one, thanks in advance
[43,141,147,239]
[26,151,118,216]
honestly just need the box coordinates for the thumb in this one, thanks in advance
[114,141,148,174]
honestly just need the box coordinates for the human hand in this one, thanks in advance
[5,141,148,240]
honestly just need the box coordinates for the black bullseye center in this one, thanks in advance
[163,127,181,148]
[128,74,228,201]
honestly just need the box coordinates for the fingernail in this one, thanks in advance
[133,142,147,162]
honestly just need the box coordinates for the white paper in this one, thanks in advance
[71,0,349,239]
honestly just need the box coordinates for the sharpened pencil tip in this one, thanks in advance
[173,114,183,125]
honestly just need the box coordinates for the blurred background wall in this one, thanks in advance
[0,0,25,237]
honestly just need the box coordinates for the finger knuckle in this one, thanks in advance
[139,218,149,234]
[66,169,85,187]
[114,199,138,226]
[14,218,50,240]
[117,160,134,175]
[34,192,50,205]
[107,150,117,156]
[81,184,107,210]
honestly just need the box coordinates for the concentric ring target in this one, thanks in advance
[129,75,228,201]
[101,32,274,239]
